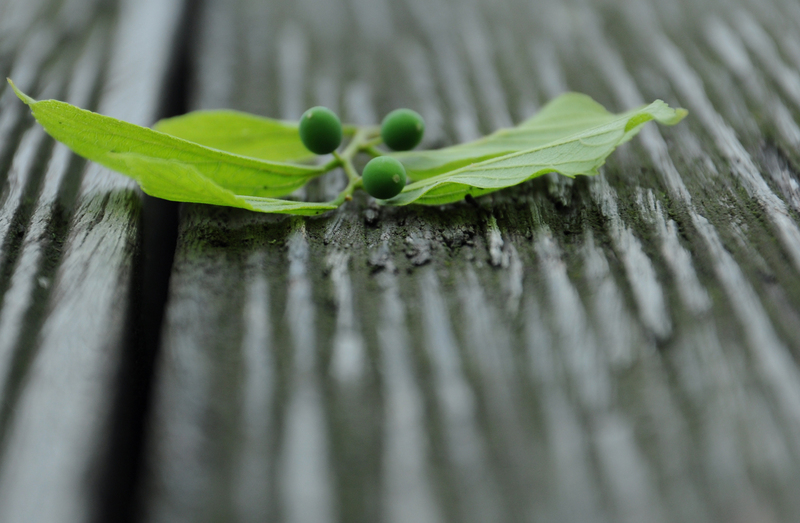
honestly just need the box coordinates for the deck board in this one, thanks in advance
[137,0,800,521]
[1,0,800,521]
[0,0,185,521]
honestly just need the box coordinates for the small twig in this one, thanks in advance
[361,136,384,149]
[363,145,384,158]
[332,151,360,182]
[328,176,363,206]
[319,124,383,207]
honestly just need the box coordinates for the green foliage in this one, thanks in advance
[154,110,314,162]
[118,153,337,215]
[362,157,407,199]
[298,106,343,154]
[381,108,425,151]
[390,93,685,180]
[387,98,687,206]
[8,80,323,200]
[8,79,687,216]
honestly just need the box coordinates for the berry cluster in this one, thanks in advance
[298,106,425,200]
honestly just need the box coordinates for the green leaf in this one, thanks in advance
[387,98,687,206]
[154,110,315,163]
[239,195,339,215]
[391,93,686,180]
[117,152,337,216]
[8,79,323,198]
[11,78,686,216]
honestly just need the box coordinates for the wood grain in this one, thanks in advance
[1,0,800,520]
[0,0,185,521]
[137,0,800,521]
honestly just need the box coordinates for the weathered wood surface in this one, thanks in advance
[0,0,185,521]
[139,0,800,522]
[2,0,800,521]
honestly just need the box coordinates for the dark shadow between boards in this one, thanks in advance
[93,0,201,521]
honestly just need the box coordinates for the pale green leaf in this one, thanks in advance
[391,93,686,180]
[116,152,337,216]
[239,196,338,215]
[154,110,315,163]
[9,80,323,198]
[387,99,687,206]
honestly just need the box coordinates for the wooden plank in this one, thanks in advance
[57,0,800,521]
[0,0,185,521]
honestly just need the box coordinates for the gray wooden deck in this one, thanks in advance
[2,0,800,521]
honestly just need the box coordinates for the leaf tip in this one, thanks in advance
[7,79,35,105]
[655,100,688,125]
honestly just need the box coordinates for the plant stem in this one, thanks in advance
[320,157,340,172]
[332,151,359,182]
[341,128,369,159]
[362,136,384,148]
[363,145,384,158]
[328,176,363,206]
[320,124,384,207]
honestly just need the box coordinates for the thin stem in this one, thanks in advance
[332,151,359,182]
[359,125,381,139]
[328,176,363,206]
[319,157,340,172]
[313,124,385,208]
[362,136,384,148]
[340,128,369,159]
[319,126,383,174]
[363,145,384,158]
[341,124,359,136]
[342,159,360,183]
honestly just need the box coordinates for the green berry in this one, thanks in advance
[299,106,342,154]
[362,156,407,199]
[380,109,425,151]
